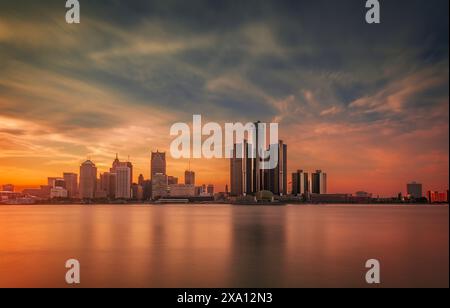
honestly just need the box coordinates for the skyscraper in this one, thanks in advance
[151,151,166,179]
[230,142,247,196]
[207,184,214,195]
[79,160,97,199]
[152,173,168,199]
[292,170,309,195]
[115,166,131,199]
[138,174,145,186]
[265,140,288,195]
[230,139,287,196]
[407,182,423,199]
[185,170,195,185]
[100,172,116,199]
[311,170,327,194]
[111,154,133,185]
[63,173,78,198]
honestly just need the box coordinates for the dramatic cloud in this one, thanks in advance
[0,0,448,195]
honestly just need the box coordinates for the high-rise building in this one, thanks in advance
[2,184,14,192]
[152,173,168,199]
[111,154,133,185]
[79,160,97,199]
[115,166,131,199]
[63,173,78,198]
[168,176,179,185]
[231,138,287,196]
[138,174,145,186]
[142,180,152,201]
[407,182,423,199]
[48,177,65,189]
[292,170,309,195]
[99,172,116,199]
[185,170,195,185]
[110,155,133,199]
[230,141,253,196]
[263,141,288,195]
[151,151,166,179]
[311,170,327,194]
[207,184,214,195]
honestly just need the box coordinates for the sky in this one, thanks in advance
[0,0,448,196]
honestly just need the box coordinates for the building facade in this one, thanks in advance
[292,170,309,195]
[63,173,78,198]
[185,170,195,185]
[79,160,97,199]
[151,151,166,179]
[407,182,423,199]
[311,170,327,194]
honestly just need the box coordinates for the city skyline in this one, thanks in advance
[0,0,448,197]
[0,150,447,200]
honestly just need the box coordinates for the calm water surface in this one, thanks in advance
[0,204,448,288]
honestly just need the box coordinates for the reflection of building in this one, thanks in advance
[151,151,166,179]
[185,170,195,185]
[311,170,327,194]
[407,182,423,199]
[169,184,195,197]
[79,160,97,199]
[152,173,168,199]
[292,170,309,196]
[427,191,449,203]
[63,173,78,198]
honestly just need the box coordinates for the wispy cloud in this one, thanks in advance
[0,0,448,195]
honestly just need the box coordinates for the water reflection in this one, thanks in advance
[0,205,448,288]
[229,207,287,287]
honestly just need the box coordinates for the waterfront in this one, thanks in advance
[0,204,448,288]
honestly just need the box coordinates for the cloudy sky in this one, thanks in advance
[0,0,448,196]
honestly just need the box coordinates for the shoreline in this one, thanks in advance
[1,202,448,207]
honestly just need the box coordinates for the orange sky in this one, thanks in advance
[0,2,448,197]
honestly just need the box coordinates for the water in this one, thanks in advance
[0,204,448,288]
